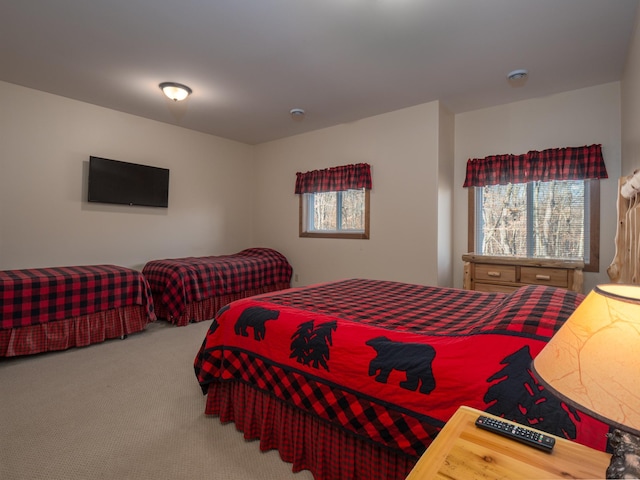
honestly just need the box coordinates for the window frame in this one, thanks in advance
[299,189,370,239]
[467,179,600,272]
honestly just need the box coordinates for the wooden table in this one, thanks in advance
[405,406,610,479]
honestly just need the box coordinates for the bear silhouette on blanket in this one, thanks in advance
[366,336,436,394]
[234,306,280,341]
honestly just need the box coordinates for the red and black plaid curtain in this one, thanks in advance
[295,163,372,194]
[463,144,608,187]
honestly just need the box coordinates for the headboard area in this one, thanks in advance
[608,170,640,284]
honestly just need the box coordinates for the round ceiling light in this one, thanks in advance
[507,69,528,81]
[159,82,192,101]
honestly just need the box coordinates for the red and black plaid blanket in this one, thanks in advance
[142,248,292,321]
[194,279,610,457]
[0,264,156,329]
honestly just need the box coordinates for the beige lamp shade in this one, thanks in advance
[531,284,640,436]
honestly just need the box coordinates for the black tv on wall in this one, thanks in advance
[88,156,170,208]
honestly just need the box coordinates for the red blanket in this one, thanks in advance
[143,248,292,320]
[194,279,610,457]
[0,265,156,329]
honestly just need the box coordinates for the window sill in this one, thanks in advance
[461,253,584,269]
[300,232,369,239]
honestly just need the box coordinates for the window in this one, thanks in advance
[468,179,601,272]
[296,163,372,239]
[300,189,370,239]
[464,145,606,273]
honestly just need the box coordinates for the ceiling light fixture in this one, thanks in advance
[290,108,306,121]
[507,69,528,81]
[159,82,192,101]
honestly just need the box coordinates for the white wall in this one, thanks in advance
[437,104,455,287]
[0,77,626,292]
[622,4,640,175]
[0,81,255,270]
[453,82,622,293]
[253,101,451,287]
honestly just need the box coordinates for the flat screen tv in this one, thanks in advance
[88,156,170,208]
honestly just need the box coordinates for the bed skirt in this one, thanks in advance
[0,305,151,357]
[156,282,292,326]
[204,382,418,480]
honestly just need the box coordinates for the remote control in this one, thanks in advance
[475,415,555,452]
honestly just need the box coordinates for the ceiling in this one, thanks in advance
[1,0,638,145]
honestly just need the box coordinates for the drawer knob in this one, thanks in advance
[535,274,551,281]
[487,271,501,277]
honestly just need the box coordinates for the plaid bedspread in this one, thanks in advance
[0,265,156,329]
[194,279,610,458]
[142,248,292,321]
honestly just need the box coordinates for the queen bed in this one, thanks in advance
[142,247,292,326]
[194,278,610,480]
[0,264,156,357]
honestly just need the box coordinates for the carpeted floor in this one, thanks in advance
[0,320,314,480]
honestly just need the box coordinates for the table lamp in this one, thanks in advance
[531,284,640,478]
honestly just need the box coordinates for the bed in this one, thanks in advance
[0,264,156,357]
[142,247,292,326]
[194,278,611,480]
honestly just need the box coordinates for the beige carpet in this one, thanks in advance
[0,320,314,480]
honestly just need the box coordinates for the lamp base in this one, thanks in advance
[606,428,640,479]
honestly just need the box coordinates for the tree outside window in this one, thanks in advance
[469,180,601,272]
[300,189,370,239]
[296,163,372,240]
[464,145,606,273]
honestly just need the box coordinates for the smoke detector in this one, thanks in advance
[507,69,528,81]
[289,108,306,121]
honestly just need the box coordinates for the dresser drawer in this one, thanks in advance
[520,267,568,287]
[474,264,516,283]
[463,254,583,293]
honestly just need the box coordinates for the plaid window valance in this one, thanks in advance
[295,163,372,194]
[463,144,608,187]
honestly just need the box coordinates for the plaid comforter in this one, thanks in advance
[194,279,610,458]
[0,264,156,329]
[142,248,292,321]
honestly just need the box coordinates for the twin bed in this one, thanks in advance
[142,248,293,326]
[194,278,611,480]
[0,264,156,357]
[0,248,293,357]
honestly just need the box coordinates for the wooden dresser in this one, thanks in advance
[462,254,584,294]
